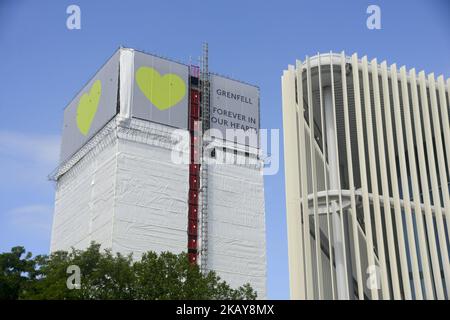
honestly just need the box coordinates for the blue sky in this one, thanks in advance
[0,0,448,299]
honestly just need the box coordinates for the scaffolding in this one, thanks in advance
[200,43,210,274]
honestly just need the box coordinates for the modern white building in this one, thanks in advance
[50,47,266,298]
[282,52,450,300]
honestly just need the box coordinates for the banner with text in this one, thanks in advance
[210,75,259,148]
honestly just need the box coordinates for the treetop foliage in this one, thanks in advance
[0,243,257,300]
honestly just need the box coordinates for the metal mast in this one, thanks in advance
[199,42,210,273]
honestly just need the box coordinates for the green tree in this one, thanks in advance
[0,246,37,300]
[0,243,257,300]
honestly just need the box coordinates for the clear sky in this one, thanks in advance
[0,0,448,299]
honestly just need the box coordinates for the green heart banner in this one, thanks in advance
[132,51,189,129]
[136,66,186,110]
[76,80,102,136]
[60,49,119,163]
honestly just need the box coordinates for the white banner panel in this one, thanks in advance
[210,74,260,148]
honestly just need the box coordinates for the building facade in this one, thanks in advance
[50,47,266,298]
[282,52,450,300]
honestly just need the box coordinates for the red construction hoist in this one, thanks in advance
[187,65,201,264]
